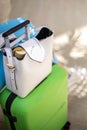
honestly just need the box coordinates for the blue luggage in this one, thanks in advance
[0,18,36,91]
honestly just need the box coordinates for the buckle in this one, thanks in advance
[7,64,15,70]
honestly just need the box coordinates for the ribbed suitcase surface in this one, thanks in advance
[0,65,68,130]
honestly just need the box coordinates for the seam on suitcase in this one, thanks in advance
[3,92,17,130]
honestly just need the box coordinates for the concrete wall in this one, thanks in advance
[0,0,11,22]
[0,0,87,35]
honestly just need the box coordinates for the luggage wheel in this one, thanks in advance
[62,121,71,130]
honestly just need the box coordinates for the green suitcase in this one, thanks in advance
[0,65,68,130]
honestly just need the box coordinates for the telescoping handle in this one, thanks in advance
[2,20,30,48]
[2,20,30,91]
[2,20,30,37]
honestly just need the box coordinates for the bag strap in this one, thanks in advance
[4,48,17,90]
[2,20,30,90]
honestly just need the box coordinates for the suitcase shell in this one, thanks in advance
[0,18,36,91]
[0,65,68,130]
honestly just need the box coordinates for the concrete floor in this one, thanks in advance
[0,0,87,129]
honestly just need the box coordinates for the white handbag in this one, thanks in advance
[2,20,53,98]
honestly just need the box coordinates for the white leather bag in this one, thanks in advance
[3,20,53,98]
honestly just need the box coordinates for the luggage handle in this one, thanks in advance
[2,20,30,48]
[2,20,30,37]
[2,20,30,91]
